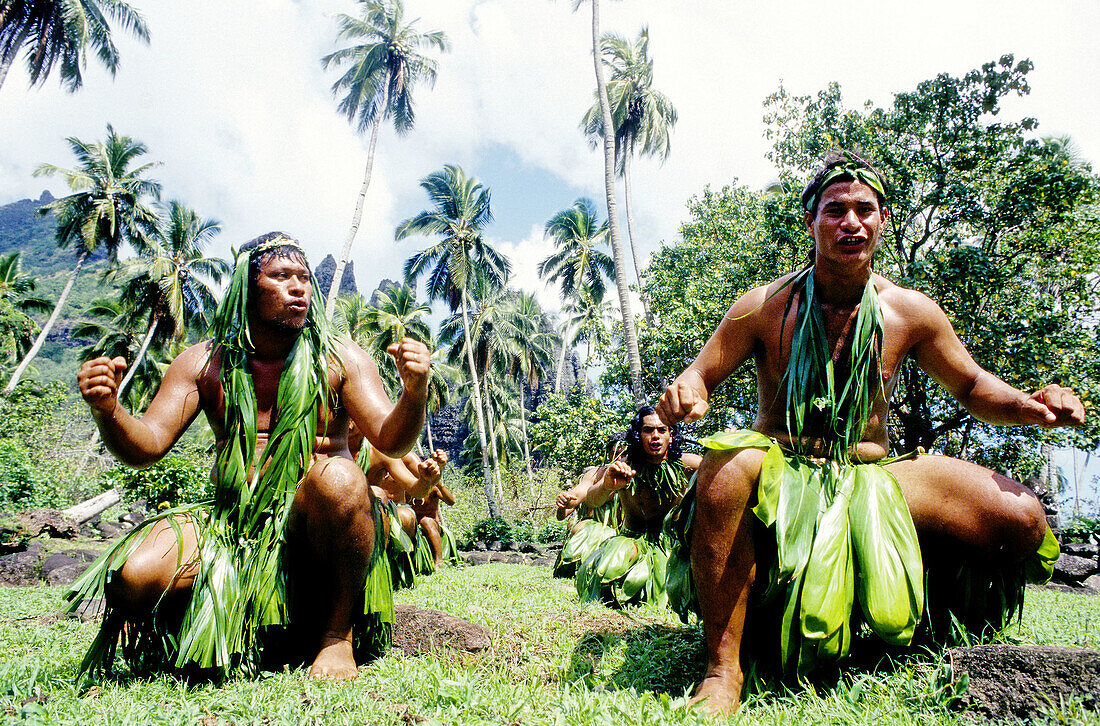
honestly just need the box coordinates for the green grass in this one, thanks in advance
[0,571,1097,725]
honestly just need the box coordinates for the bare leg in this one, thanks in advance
[396,504,417,541]
[689,447,765,716]
[886,454,1046,561]
[419,516,444,566]
[288,456,376,680]
[110,515,200,616]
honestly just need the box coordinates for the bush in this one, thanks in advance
[509,518,534,542]
[462,517,514,547]
[108,456,212,512]
[0,439,40,509]
[528,389,631,476]
[536,518,568,544]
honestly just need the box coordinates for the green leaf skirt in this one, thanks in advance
[663,430,1060,676]
[65,495,395,681]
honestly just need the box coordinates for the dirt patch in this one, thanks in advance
[950,644,1100,722]
[392,605,492,656]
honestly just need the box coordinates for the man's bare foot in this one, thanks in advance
[689,674,742,716]
[308,635,358,680]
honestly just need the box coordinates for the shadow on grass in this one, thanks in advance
[567,622,707,696]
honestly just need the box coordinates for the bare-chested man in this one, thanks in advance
[583,407,701,539]
[567,407,702,603]
[408,463,456,567]
[555,434,625,522]
[656,150,1085,714]
[69,233,430,681]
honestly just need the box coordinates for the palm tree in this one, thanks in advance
[398,164,509,517]
[0,252,51,368]
[321,0,448,319]
[0,0,150,94]
[504,291,555,497]
[581,27,677,322]
[563,283,616,377]
[105,200,228,395]
[539,197,614,391]
[6,125,160,392]
[571,0,643,406]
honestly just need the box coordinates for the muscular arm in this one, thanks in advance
[339,337,429,457]
[77,344,206,467]
[909,291,1085,427]
[681,452,703,475]
[371,449,436,499]
[584,460,634,509]
[434,481,456,507]
[657,285,765,424]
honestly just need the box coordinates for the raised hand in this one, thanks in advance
[657,376,709,425]
[77,356,128,416]
[605,460,636,491]
[1022,384,1086,428]
[387,338,430,395]
[430,449,449,468]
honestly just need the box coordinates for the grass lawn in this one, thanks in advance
[1,566,1099,725]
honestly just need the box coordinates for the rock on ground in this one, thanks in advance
[951,644,1100,722]
[391,604,491,656]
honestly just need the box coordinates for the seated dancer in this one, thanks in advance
[562,407,701,603]
[554,433,625,522]
[67,233,431,681]
[348,422,448,582]
[408,459,460,568]
[656,150,1082,714]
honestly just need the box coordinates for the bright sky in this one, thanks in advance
[1,0,1097,318]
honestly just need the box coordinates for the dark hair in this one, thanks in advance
[605,431,627,460]
[239,232,308,291]
[800,148,889,216]
[625,405,683,465]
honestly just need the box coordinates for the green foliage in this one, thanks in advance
[107,456,212,512]
[0,439,44,509]
[529,389,631,476]
[537,518,568,544]
[462,517,513,546]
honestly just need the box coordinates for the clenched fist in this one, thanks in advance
[1021,384,1086,428]
[78,356,128,417]
[604,460,636,492]
[656,375,709,425]
[387,338,430,394]
[418,449,449,480]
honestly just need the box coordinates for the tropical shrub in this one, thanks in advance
[108,456,211,511]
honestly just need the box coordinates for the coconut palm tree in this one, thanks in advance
[581,27,677,322]
[563,283,616,377]
[105,200,228,395]
[539,197,614,391]
[321,0,448,319]
[0,252,51,368]
[6,125,160,392]
[571,0,643,406]
[397,164,509,517]
[503,291,555,497]
[0,0,150,94]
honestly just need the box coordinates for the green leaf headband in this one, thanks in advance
[804,164,887,212]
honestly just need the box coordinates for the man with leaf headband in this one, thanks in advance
[69,232,432,681]
[657,150,1085,715]
[561,406,700,604]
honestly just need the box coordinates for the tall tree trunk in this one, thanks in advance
[325,91,386,320]
[5,250,88,392]
[554,322,570,392]
[518,384,535,502]
[483,373,504,505]
[425,408,435,451]
[621,144,654,325]
[75,316,162,476]
[461,295,496,517]
[589,0,644,406]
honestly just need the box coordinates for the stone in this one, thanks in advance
[463,551,493,567]
[1054,553,1097,582]
[46,562,89,587]
[391,604,491,656]
[21,510,78,540]
[94,521,123,539]
[0,551,39,586]
[517,542,548,557]
[951,644,1100,722]
[1063,542,1098,559]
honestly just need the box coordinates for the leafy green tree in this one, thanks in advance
[7,125,160,392]
[105,200,227,396]
[570,0,643,405]
[539,197,613,390]
[528,388,630,477]
[397,164,509,516]
[0,252,51,369]
[321,0,448,319]
[581,26,676,321]
[505,291,556,491]
[0,0,149,93]
[762,55,1100,468]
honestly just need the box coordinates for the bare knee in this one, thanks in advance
[298,457,370,520]
[992,484,1046,560]
[397,505,416,538]
[695,447,764,514]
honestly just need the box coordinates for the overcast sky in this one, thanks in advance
[1,0,1097,316]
